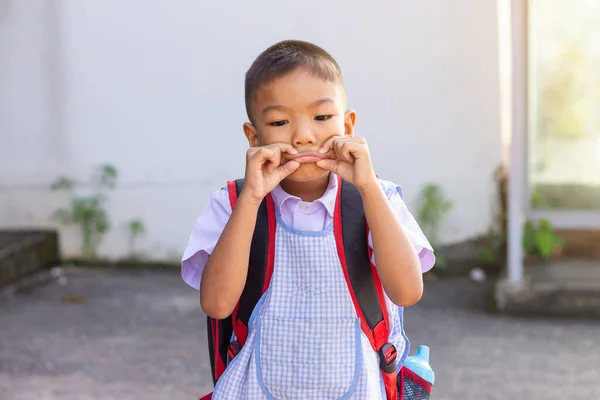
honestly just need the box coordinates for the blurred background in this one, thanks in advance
[1,0,599,399]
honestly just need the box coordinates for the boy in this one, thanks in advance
[182,40,434,399]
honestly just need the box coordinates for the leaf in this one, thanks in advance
[98,164,118,189]
[522,221,538,255]
[50,176,75,191]
[71,197,97,222]
[415,183,452,247]
[94,210,110,234]
[128,219,147,236]
[434,254,447,269]
[52,208,74,224]
[535,230,555,259]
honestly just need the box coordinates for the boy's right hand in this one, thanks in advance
[241,143,300,204]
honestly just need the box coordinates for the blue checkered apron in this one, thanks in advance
[212,212,408,399]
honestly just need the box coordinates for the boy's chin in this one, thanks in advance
[285,164,329,183]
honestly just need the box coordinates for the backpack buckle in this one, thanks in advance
[378,343,398,373]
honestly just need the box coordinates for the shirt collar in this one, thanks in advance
[270,173,338,218]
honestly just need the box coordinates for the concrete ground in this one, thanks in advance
[0,267,599,400]
[496,259,600,318]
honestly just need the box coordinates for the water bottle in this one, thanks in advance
[403,345,435,386]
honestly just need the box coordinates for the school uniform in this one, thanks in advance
[182,173,434,399]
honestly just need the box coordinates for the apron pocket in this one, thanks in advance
[256,316,362,399]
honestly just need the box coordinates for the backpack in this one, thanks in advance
[202,176,432,400]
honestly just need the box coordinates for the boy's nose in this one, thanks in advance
[293,126,316,147]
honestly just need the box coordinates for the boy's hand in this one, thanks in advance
[316,136,377,192]
[242,143,300,204]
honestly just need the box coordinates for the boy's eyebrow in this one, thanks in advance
[262,104,288,114]
[310,98,335,107]
[262,98,335,114]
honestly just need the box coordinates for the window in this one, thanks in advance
[528,0,600,209]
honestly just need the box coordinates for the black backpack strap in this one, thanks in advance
[339,179,384,329]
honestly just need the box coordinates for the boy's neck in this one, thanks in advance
[279,173,330,202]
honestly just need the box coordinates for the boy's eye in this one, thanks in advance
[269,120,288,127]
[315,115,333,121]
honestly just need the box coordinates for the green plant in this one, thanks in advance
[50,164,118,260]
[523,218,564,260]
[477,168,563,266]
[126,218,147,259]
[415,183,452,268]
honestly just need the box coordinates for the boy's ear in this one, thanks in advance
[243,122,261,147]
[344,109,357,137]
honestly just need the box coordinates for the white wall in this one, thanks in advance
[0,0,501,261]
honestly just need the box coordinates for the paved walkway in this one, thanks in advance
[0,268,599,399]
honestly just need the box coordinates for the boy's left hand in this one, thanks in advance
[316,136,377,192]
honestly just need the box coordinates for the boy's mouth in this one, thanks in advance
[286,151,333,164]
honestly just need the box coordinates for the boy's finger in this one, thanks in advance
[269,142,298,155]
[270,149,281,166]
[336,141,354,164]
[255,147,278,162]
[347,141,365,157]
[251,148,277,170]
[318,136,338,154]
[316,159,340,173]
[265,160,277,173]
[320,148,337,161]
[275,160,300,179]
[343,142,363,163]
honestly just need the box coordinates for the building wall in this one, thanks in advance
[0,0,502,261]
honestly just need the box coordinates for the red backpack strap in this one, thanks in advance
[226,179,276,350]
[206,180,276,387]
[333,175,397,400]
[206,314,230,385]
[204,181,242,385]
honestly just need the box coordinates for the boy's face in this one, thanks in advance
[243,67,356,183]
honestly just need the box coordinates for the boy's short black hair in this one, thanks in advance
[244,40,344,122]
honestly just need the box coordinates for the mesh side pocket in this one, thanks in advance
[398,366,432,400]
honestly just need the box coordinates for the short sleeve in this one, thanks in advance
[368,180,436,273]
[181,187,232,290]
